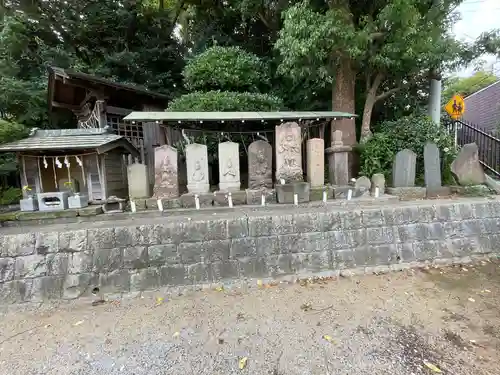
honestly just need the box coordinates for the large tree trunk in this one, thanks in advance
[331,58,356,147]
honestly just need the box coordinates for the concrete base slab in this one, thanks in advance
[245,189,277,206]
[426,186,453,198]
[310,186,334,201]
[213,190,246,207]
[386,187,426,200]
[275,182,310,204]
[180,192,214,208]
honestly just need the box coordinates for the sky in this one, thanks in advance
[453,0,500,77]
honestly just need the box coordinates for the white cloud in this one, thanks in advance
[452,0,500,77]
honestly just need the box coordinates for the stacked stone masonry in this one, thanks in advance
[1,198,500,303]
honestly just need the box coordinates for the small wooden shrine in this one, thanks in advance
[47,66,177,188]
[0,128,138,202]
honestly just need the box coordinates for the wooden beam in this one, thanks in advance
[51,101,81,111]
[107,106,133,116]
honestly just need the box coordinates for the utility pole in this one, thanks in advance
[428,72,442,124]
[428,0,442,125]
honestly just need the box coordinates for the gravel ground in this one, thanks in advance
[1,261,500,375]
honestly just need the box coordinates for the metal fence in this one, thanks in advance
[443,119,500,177]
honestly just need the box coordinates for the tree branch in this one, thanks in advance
[370,32,385,40]
[375,86,402,102]
[365,71,371,92]
[369,72,384,94]
[257,11,272,30]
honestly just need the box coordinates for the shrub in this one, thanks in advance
[167,90,283,112]
[359,114,457,185]
[0,187,22,205]
[183,46,269,93]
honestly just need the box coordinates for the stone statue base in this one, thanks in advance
[187,183,210,194]
[218,181,241,192]
[275,182,310,204]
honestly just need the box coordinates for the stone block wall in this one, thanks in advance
[1,199,500,303]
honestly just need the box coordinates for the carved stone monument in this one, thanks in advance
[392,149,417,187]
[275,122,303,182]
[451,143,486,185]
[186,143,210,194]
[306,138,324,187]
[128,163,150,198]
[248,140,272,189]
[423,142,451,198]
[218,141,240,191]
[387,149,426,200]
[325,130,351,186]
[153,145,179,198]
[354,176,371,197]
[424,142,441,189]
[371,173,385,196]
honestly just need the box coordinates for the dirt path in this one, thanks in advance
[1,261,500,375]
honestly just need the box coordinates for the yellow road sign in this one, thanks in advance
[444,94,465,120]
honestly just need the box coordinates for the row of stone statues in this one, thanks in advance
[150,122,337,198]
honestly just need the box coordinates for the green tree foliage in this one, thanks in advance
[442,71,498,102]
[276,0,467,143]
[169,46,283,111]
[358,114,456,185]
[0,119,28,179]
[168,91,282,111]
[0,119,28,144]
[0,0,185,129]
[183,46,269,92]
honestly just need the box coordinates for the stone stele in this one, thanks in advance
[423,142,442,189]
[354,176,371,196]
[218,141,241,191]
[306,138,325,188]
[275,122,303,182]
[371,173,386,195]
[248,140,272,189]
[186,143,210,194]
[451,143,486,185]
[153,145,179,198]
[325,130,351,186]
[392,149,417,187]
[128,163,150,198]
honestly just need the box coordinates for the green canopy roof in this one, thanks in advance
[123,111,356,123]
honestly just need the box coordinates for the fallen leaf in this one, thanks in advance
[322,335,336,343]
[423,360,442,373]
[468,297,476,302]
[257,280,263,287]
[74,320,84,326]
[239,357,248,369]
[300,302,312,311]
[156,297,164,305]
[172,331,180,338]
[215,286,224,292]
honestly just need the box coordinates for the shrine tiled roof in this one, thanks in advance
[0,128,139,156]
